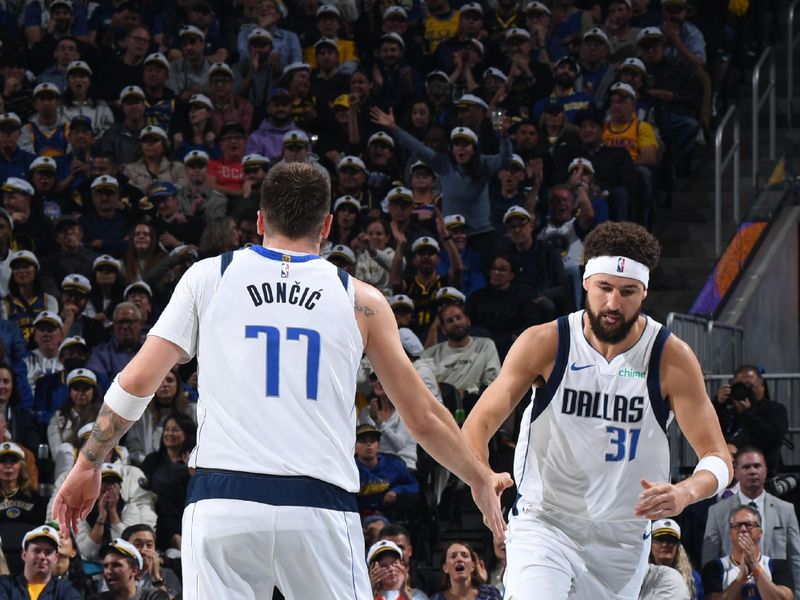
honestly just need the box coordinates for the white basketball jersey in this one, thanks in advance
[513,311,672,522]
[148,246,364,492]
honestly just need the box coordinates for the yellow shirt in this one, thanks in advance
[602,117,657,161]
[28,582,46,600]
[424,11,460,53]
[303,38,359,68]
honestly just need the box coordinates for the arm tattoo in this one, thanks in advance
[354,297,377,317]
[81,404,135,468]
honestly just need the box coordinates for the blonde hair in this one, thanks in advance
[649,541,695,597]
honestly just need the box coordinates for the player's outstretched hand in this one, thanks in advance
[472,470,513,541]
[635,480,691,520]
[52,460,102,535]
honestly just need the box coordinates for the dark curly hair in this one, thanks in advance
[582,222,661,270]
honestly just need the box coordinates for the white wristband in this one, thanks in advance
[693,455,731,498]
[104,375,154,422]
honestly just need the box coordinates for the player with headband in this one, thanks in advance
[463,221,732,599]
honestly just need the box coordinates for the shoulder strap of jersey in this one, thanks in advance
[529,316,571,423]
[336,267,349,290]
[646,325,672,433]
[220,250,234,276]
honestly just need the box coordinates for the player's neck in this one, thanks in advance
[583,315,646,361]
[262,235,321,256]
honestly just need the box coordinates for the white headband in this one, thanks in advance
[583,256,649,289]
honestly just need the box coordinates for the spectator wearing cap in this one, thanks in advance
[60,61,114,135]
[604,0,642,63]
[2,177,57,257]
[423,0,460,55]
[499,28,555,115]
[352,216,395,297]
[121,524,182,597]
[327,194,362,248]
[0,524,81,599]
[576,28,616,102]
[166,25,213,100]
[1,53,35,124]
[361,6,423,74]
[39,216,95,298]
[271,129,330,179]
[123,125,188,194]
[390,235,462,340]
[466,253,547,360]
[237,0,301,73]
[648,518,703,600]
[602,82,658,226]
[437,214,486,298]
[280,62,318,133]
[140,53,177,134]
[29,157,64,223]
[325,244,357,276]
[364,130,401,201]
[486,0,524,43]
[33,35,81,93]
[19,83,68,157]
[80,175,131,256]
[301,4,359,74]
[421,302,500,405]
[366,539,415,600]
[660,0,706,72]
[373,33,423,118]
[549,1,595,53]
[172,94,216,161]
[47,367,101,469]
[313,93,362,171]
[208,62,254,136]
[59,272,108,349]
[501,205,568,319]
[149,182,203,251]
[372,107,513,263]
[0,112,35,182]
[521,2,565,63]
[532,56,592,123]
[406,160,442,235]
[123,281,155,330]
[89,256,125,326]
[178,150,228,222]
[84,153,144,218]
[453,94,500,155]
[388,294,415,330]
[237,153,269,210]
[0,208,13,296]
[54,115,96,194]
[423,71,456,133]
[434,3,492,76]
[32,335,89,430]
[246,88,297,161]
[538,105,578,160]
[2,251,59,345]
[94,538,168,599]
[552,109,635,221]
[309,38,351,112]
[335,155,378,215]
[232,27,276,110]
[354,423,420,520]
[637,29,702,167]
[97,87,147,166]
[24,311,65,389]
[0,439,46,525]
[618,57,653,123]
[480,67,508,112]
[489,152,538,236]
[170,1,229,65]
[85,302,144,389]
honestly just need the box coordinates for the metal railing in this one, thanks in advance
[752,46,776,189]
[670,374,800,472]
[665,312,744,375]
[787,0,800,125]
[714,106,740,256]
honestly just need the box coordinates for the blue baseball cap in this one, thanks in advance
[149,182,177,199]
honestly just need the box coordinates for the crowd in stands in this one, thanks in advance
[0,0,787,597]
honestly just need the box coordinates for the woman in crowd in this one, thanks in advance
[125,366,196,466]
[198,217,241,259]
[1,251,58,345]
[0,442,45,525]
[123,126,188,193]
[61,61,114,134]
[649,519,704,599]
[371,107,511,262]
[0,362,39,453]
[88,254,126,327]
[353,216,395,297]
[328,195,362,247]
[52,526,96,596]
[141,412,197,551]
[173,94,217,160]
[122,221,168,285]
[430,541,501,600]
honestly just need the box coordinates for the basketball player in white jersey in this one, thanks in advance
[463,221,733,599]
[52,163,512,599]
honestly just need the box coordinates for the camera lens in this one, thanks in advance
[730,382,750,402]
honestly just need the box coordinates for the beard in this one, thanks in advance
[447,326,469,343]
[585,302,640,345]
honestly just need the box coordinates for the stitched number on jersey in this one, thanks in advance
[245,325,321,400]
[605,426,641,462]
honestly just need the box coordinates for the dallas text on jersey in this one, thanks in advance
[561,388,645,424]
[246,281,323,310]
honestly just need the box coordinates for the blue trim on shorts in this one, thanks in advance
[249,246,321,262]
[186,469,358,512]
[646,327,671,433]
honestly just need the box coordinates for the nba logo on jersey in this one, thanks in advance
[617,258,625,272]
[281,262,289,278]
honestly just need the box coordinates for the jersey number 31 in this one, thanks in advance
[605,426,641,462]
[245,325,321,400]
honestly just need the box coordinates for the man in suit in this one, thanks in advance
[702,447,800,599]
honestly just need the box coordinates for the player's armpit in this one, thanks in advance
[463,322,558,463]
[661,336,733,497]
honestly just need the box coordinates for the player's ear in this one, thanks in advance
[582,277,590,292]
[642,286,648,301]
[320,212,333,239]
[256,210,265,236]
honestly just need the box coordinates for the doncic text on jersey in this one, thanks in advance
[246,281,322,310]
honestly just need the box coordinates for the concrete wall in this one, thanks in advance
[721,206,800,373]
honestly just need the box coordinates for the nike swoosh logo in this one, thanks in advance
[570,362,595,371]
[643,530,651,540]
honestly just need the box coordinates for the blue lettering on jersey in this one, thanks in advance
[561,387,645,423]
